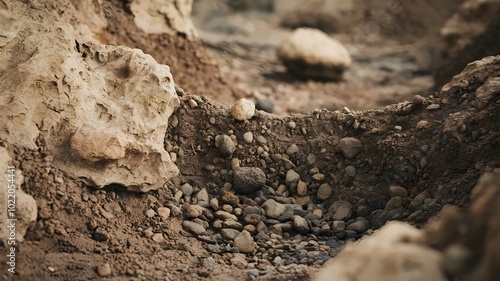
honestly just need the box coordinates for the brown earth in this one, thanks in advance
[1,1,500,281]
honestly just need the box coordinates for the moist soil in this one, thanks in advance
[1,1,499,281]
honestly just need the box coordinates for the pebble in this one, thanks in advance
[145,209,156,218]
[221,228,240,240]
[331,220,346,233]
[233,98,255,121]
[297,180,308,196]
[188,99,198,108]
[345,166,356,177]
[215,210,238,221]
[210,198,220,211]
[222,192,240,206]
[287,121,296,129]
[384,196,403,211]
[292,215,310,234]
[223,220,243,231]
[152,233,164,242]
[256,99,275,113]
[262,199,287,219]
[312,173,325,181]
[286,144,299,155]
[97,263,112,277]
[180,183,194,197]
[196,188,210,206]
[317,183,332,201]
[233,230,256,253]
[426,104,440,110]
[184,204,204,218]
[277,205,294,222]
[215,135,236,157]
[346,220,370,234]
[182,220,206,235]
[157,207,171,221]
[233,167,266,195]
[369,209,390,229]
[338,137,363,159]
[410,191,429,209]
[389,185,408,198]
[285,169,300,185]
[416,120,430,129]
[312,209,323,219]
[326,201,352,221]
[243,132,254,143]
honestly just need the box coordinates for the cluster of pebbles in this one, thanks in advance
[162,97,438,277]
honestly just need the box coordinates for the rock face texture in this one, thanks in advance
[0,0,179,191]
[315,222,446,281]
[0,146,37,242]
[129,0,199,39]
[276,28,351,81]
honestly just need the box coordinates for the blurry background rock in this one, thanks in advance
[276,28,352,81]
[434,0,500,89]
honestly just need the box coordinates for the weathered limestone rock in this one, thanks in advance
[276,28,351,81]
[0,0,180,191]
[130,0,199,40]
[0,146,37,242]
[315,222,446,281]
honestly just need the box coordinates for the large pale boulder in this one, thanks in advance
[130,0,199,40]
[0,146,37,242]
[0,1,179,191]
[276,27,352,81]
[315,222,446,281]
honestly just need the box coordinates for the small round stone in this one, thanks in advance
[233,98,255,121]
[317,183,332,201]
[233,167,266,195]
[243,132,254,143]
[97,263,112,277]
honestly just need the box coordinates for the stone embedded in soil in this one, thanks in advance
[389,185,409,198]
[293,215,310,234]
[262,199,287,219]
[276,27,351,81]
[326,201,352,221]
[157,207,171,221]
[317,183,333,201]
[180,183,194,196]
[286,169,301,185]
[97,263,112,277]
[243,132,254,143]
[233,167,266,195]
[215,135,236,157]
[232,98,255,121]
[233,230,256,253]
[221,228,240,240]
[369,209,390,229]
[182,220,206,235]
[384,197,403,211]
[346,220,370,234]
[184,204,204,218]
[196,188,210,207]
[338,137,363,159]
[297,180,308,196]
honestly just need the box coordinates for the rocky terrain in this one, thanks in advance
[0,0,499,281]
